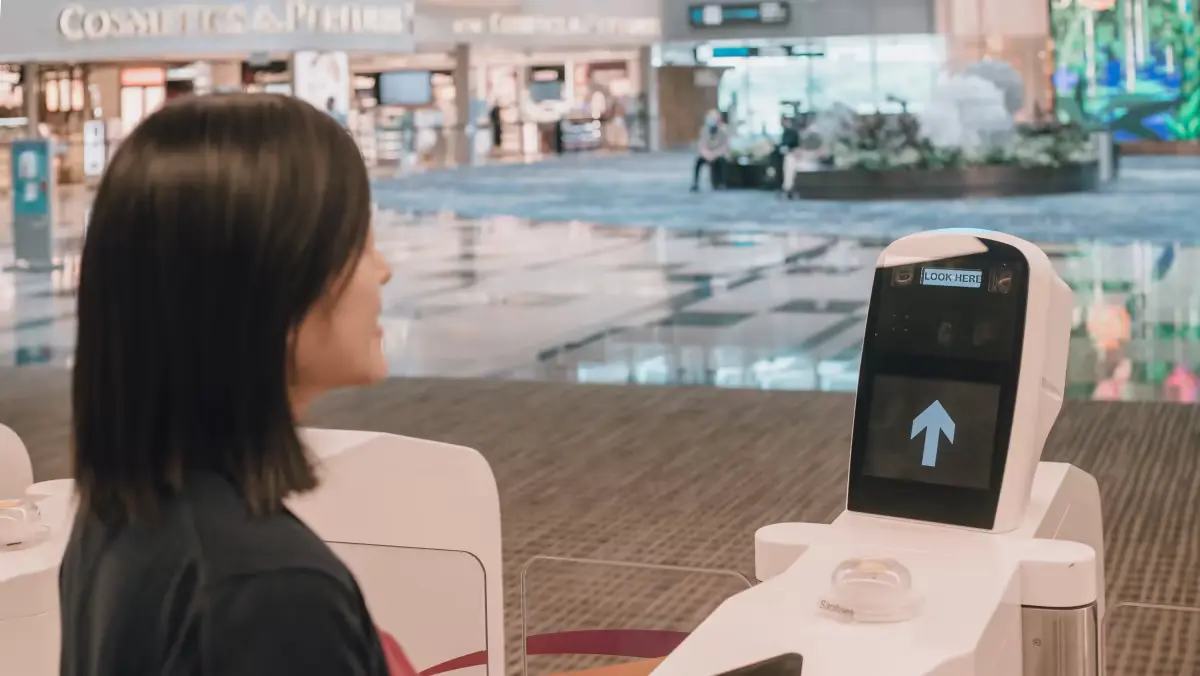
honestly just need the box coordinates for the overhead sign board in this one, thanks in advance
[688,2,790,28]
[0,0,416,61]
[56,1,410,41]
[449,13,659,38]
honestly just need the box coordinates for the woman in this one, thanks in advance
[60,94,399,675]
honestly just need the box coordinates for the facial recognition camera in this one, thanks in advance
[846,229,1073,532]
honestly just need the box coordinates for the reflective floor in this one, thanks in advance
[0,207,1195,403]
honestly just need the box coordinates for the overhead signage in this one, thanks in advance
[688,2,790,28]
[693,44,823,60]
[450,13,660,38]
[57,0,412,41]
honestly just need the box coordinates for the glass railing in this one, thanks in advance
[520,555,752,676]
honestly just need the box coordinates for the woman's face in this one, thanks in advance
[291,227,393,409]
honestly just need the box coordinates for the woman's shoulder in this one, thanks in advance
[180,475,357,591]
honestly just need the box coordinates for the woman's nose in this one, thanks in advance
[379,251,393,285]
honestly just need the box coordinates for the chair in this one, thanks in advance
[0,423,33,499]
[290,429,504,676]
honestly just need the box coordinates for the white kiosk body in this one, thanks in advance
[653,230,1102,676]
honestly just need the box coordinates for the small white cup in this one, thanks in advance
[25,479,74,501]
[0,498,43,545]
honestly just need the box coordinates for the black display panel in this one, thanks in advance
[847,241,1028,529]
[716,653,804,676]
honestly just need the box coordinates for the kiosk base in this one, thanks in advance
[653,463,1104,676]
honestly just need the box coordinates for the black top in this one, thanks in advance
[58,473,390,676]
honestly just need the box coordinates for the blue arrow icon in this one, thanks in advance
[911,400,955,467]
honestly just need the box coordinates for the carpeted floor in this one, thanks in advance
[3,368,1198,674]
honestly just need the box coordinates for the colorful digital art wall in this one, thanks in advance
[1051,0,1200,141]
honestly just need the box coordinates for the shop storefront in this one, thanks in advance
[0,0,660,181]
[408,0,662,157]
[655,0,942,145]
[0,0,415,184]
[652,0,1059,150]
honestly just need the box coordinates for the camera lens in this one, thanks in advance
[990,269,1013,294]
[892,266,914,286]
[937,321,954,347]
[973,320,997,347]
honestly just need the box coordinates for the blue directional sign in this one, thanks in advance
[911,400,955,467]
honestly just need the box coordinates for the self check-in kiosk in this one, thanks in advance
[655,230,1103,676]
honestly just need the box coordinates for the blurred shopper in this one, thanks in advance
[325,96,348,128]
[61,93,404,676]
[489,103,503,150]
[769,116,802,190]
[691,109,730,192]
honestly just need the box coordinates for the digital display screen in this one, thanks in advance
[862,376,1000,489]
[377,71,431,107]
[847,241,1029,529]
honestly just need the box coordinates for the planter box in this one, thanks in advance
[1119,140,1200,156]
[724,161,769,190]
[789,162,1100,201]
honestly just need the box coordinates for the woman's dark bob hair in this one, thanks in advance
[73,93,372,524]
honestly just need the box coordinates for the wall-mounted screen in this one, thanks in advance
[378,70,432,107]
[1050,0,1200,142]
[528,66,565,103]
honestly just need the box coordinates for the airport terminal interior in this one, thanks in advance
[5,0,1200,674]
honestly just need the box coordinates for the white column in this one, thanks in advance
[639,45,660,152]
[23,64,40,134]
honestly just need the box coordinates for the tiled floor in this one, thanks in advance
[371,152,1200,244]
[0,200,1193,402]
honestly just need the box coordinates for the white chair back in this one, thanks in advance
[0,424,33,499]
[290,429,504,676]
[0,567,58,674]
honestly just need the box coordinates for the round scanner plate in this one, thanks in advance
[820,558,924,623]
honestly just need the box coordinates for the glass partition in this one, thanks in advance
[1106,600,1200,674]
[521,555,753,676]
[329,542,490,676]
[712,34,947,137]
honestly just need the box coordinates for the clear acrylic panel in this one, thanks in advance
[521,555,753,676]
[329,542,490,676]
[1105,601,1200,675]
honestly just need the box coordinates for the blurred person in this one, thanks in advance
[489,103,503,150]
[325,95,348,128]
[768,116,802,190]
[60,93,406,676]
[691,109,730,192]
